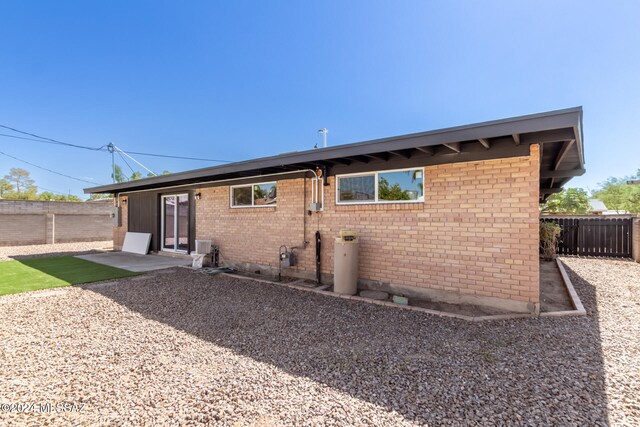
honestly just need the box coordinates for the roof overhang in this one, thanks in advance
[85,106,584,202]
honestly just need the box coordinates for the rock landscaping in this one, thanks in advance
[0,257,638,425]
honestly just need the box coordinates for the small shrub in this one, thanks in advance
[540,222,562,261]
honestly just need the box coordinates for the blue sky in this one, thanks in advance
[1,1,638,197]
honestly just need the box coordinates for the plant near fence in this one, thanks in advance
[540,222,562,261]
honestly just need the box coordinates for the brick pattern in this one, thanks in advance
[0,200,114,246]
[113,199,128,251]
[194,145,540,305]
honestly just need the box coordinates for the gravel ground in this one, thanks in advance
[0,257,638,426]
[0,241,112,261]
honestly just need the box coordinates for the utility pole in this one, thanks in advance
[107,143,116,183]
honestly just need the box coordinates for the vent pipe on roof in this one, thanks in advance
[318,128,328,148]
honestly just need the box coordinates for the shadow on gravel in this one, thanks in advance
[90,265,610,424]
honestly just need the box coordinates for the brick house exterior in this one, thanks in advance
[94,108,584,314]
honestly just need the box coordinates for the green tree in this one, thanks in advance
[130,171,143,181]
[112,165,126,183]
[253,185,267,199]
[592,170,640,213]
[38,192,82,202]
[146,171,170,177]
[378,177,411,201]
[3,168,37,198]
[0,179,13,198]
[88,193,113,201]
[540,188,590,214]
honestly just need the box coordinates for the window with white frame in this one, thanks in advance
[336,168,424,204]
[231,182,277,207]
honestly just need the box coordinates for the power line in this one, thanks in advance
[115,150,134,180]
[112,144,157,176]
[0,150,103,185]
[0,125,233,162]
[121,149,232,163]
[0,132,233,163]
[0,125,107,151]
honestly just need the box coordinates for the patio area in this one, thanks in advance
[75,252,191,272]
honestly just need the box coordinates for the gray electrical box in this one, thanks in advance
[279,251,296,268]
[308,202,322,212]
[112,207,121,227]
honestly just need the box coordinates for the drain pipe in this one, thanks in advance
[315,230,321,284]
[305,168,322,284]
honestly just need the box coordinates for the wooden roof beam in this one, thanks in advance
[478,138,490,149]
[512,134,520,145]
[521,128,575,145]
[443,142,461,153]
[415,146,434,155]
[388,149,412,159]
[364,153,390,161]
[554,139,575,171]
[325,158,351,166]
[540,168,586,178]
[346,156,370,164]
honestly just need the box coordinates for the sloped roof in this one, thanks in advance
[85,107,584,201]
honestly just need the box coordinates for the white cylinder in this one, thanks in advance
[333,238,359,295]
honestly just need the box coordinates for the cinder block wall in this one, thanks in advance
[0,200,113,246]
[0,214,47,245]
[194,144,540,312]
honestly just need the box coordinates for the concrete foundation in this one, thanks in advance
[222,259,537,314]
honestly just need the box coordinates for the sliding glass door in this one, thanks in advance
[162,194,189,252]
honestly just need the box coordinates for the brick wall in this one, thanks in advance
[0,200,114,246]
[113,197,128,251]
[193,144,540,312]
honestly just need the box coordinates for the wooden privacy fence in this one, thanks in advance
[541,216,634,258]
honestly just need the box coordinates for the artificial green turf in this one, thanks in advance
[0,256,139,296]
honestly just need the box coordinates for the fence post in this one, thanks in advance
[45,213,55,244]
[633,218,640,263]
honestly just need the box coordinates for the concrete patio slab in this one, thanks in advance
[75,252,191,272]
